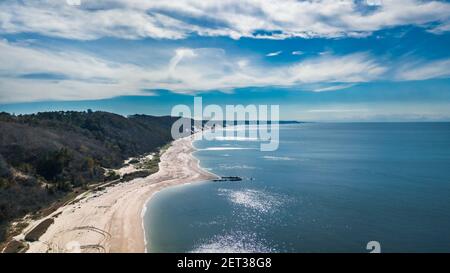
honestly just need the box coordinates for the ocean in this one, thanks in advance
[144,123,450,253]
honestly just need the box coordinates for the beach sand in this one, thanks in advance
[20,135,217,253]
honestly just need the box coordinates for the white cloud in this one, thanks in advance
[1,0,450,40]
[168,48,197,73]
[365,0,383,6]
[428,22,450,34]
[2,37,450,103]
[319,51,332,56]
[289,53,386,83]
[313,83,356,92]
[0,39,391,103]
[292,51,304,56]
[396,59,450,81]
[266,51,282,57]
[237,59,249,68]
[0,39,154,102]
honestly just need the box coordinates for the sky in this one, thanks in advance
[1,0,450,121]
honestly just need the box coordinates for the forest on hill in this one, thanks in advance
[0,110,186,242]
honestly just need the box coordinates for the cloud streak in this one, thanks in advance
[289,53,387,83]
[313,83,356,92]
[266,51,282,57]
[396,59,450,81]
[292,51,304,56]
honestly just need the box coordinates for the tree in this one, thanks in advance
[84,157,95,176]
[36,148,72,181]
[0,154,11,178]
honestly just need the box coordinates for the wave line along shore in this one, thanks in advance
[19,134,217,253]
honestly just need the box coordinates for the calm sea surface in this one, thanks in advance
[144,123,450,253]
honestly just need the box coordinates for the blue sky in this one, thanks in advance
[1,0,450,121]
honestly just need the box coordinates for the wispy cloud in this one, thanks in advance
[0,39,391,103]
[292,51,304,56]
[2,37,450,103]
[0,39,154,102]
[396,59,450,81]
[266,51,282,57]
[313,83,356,92]
[289,53,386,83]
[168,48,197,74]
[1,0,450,40]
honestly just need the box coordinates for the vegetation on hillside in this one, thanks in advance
[0,110,188,243]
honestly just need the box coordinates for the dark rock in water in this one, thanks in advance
[213,176,243,182]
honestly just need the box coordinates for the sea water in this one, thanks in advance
[144,123,450,253]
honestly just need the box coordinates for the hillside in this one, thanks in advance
[0,110,186,243]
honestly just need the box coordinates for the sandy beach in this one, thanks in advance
[18,135,217,253]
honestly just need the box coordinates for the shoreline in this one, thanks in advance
[18,134,218,253]
[140,179,205,253]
